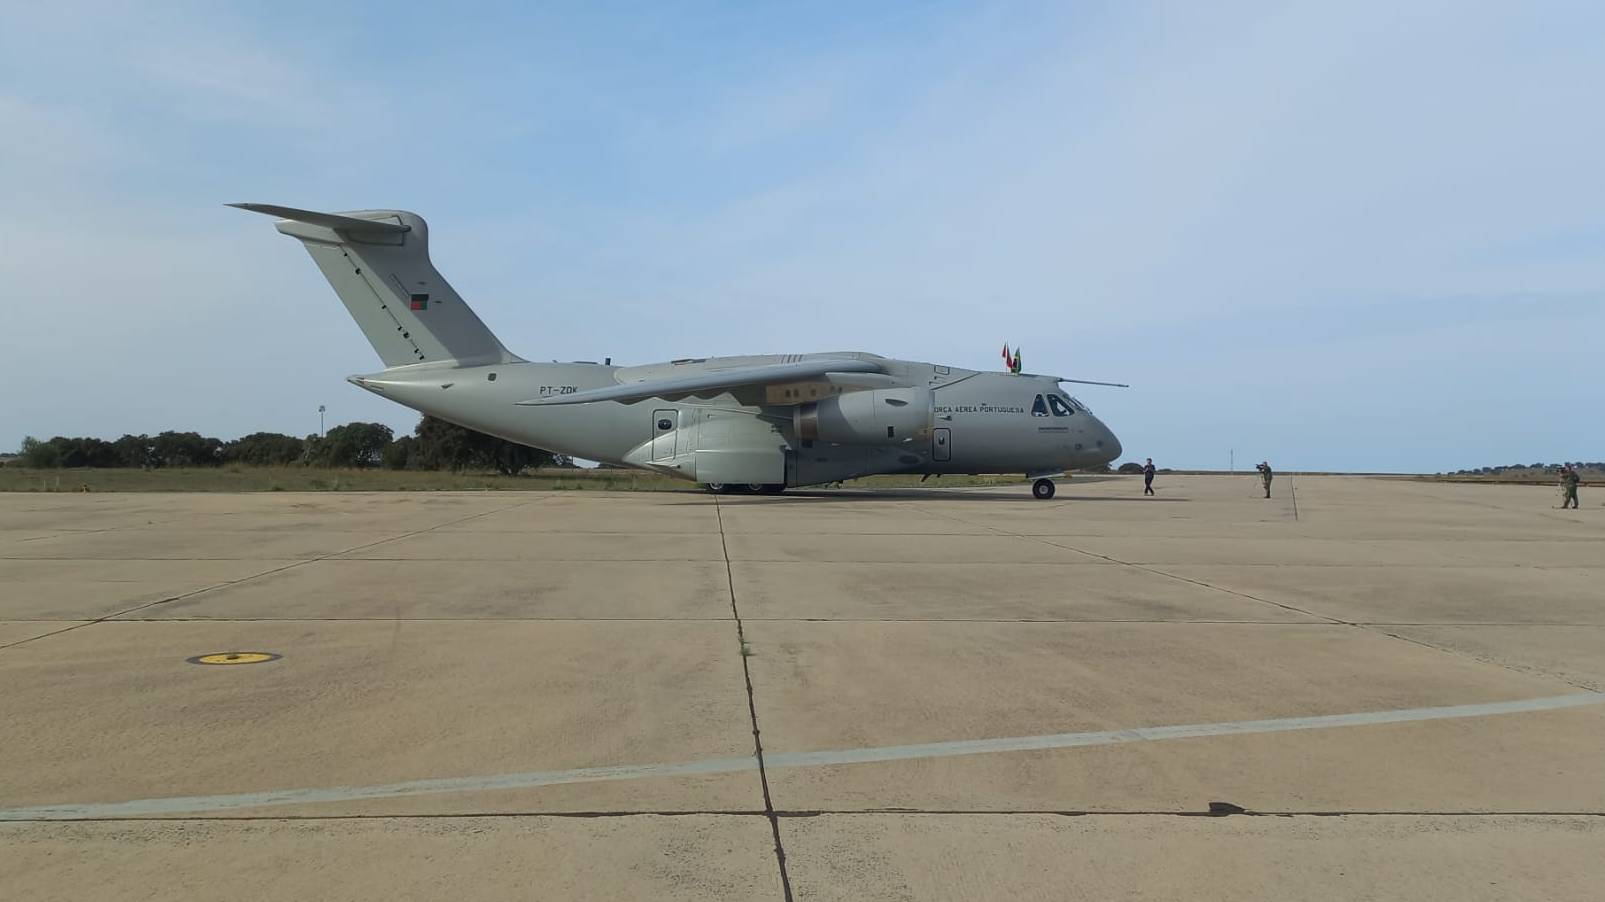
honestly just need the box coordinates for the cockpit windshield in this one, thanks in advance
[1033,393,1079,417]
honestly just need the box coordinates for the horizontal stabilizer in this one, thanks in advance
[233,203,518,367]
[228,203,410,235]
[518,358,885,406]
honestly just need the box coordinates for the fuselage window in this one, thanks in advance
[1031,394,1050,417]
[1047,395,1074,417]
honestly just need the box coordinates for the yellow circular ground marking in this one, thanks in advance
[186,652,282,666]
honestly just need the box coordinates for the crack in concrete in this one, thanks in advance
[713,495,795,902]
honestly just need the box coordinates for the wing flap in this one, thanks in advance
[517,358,885,406]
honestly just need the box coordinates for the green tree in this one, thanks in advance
[381,436,417,470]
[19,436,61,468]
[307,422,394,468]
[410,416,474,470]
[410,416,555,475]
[151,431,224,467]
[112,434,155,468]
[51,437,122,468]
[223,432,306,466]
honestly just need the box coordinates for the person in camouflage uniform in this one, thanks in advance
[1256,461,1273,498]
[1559,463,1581,509]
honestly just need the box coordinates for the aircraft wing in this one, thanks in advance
[517,358,886,406]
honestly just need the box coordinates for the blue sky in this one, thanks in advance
[2,1,1600,472]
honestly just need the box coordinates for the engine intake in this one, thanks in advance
[795,387,933,444]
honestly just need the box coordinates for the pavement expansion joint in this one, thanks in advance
[1376,629,1602,692]
[766,809,1605,818]
[713,495,795,902]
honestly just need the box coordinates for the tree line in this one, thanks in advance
[1448,461,1602,475]
[14,417,570,475]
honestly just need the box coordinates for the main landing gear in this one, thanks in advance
[1031,478,1057,500]
[704,483,785,495]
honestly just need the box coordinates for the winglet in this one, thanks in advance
[227,203,410,235]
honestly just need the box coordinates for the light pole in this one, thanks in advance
[318,405,326,437]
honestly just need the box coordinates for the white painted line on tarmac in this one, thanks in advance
[3,691,1601,821]
[763,691,1605,769]
[0,757,760,821]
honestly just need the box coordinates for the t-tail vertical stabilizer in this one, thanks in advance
[230,203,521,368]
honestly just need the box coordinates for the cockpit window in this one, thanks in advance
[1031,394,1050,417]
[1047,395,1074,417]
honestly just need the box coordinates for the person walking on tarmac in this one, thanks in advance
[1560,463,1581,509]
[1256,461,1274,498]
[1143,458,1157,495]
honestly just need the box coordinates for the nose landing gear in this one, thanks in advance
[1031,478,1056,500]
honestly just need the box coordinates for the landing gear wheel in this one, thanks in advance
[745,483,768,493]
[1032,478,1056,500]
[704,483,729,494]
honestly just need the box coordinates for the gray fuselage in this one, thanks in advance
[351,351,1123,487]
[229,203,1122,488]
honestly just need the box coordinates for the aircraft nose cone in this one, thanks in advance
[1088,416,1121,463]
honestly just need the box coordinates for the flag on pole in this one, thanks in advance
[1001,343,1022,373]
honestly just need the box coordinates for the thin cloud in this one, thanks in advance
[0,3,1600,469]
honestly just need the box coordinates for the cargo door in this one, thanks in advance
[651,409,677,461]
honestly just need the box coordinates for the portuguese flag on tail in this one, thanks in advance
[410,293,429,311]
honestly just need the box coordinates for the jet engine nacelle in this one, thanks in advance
[794,387,933,444]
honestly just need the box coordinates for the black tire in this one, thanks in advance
[745,483,768,493]
[704,483,728,494]
[1032,478,1056,500]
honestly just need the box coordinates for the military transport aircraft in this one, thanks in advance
[233,204,1124,499]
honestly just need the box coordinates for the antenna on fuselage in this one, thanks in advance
[1058,377,1130,388]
